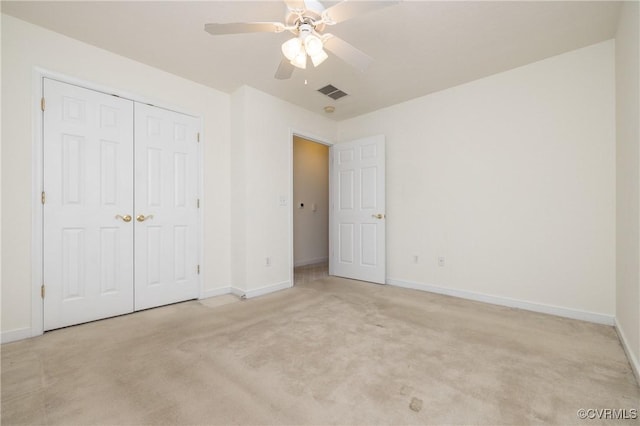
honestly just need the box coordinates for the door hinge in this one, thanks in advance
[197,265,200,274]
[41,284,45,299]
[41,191,46,204]
[41,97,46,112]
[197,132,200,143]
[197,198,200,208]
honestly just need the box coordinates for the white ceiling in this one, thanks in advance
[2,1,622,120]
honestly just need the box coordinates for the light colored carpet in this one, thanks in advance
[294,262,329,285]
[2,277,639,425]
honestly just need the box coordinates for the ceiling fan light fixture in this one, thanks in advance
[291,51,307,69]
[304,34,324,57]
[205,0,397,80]
[311,49,328,67]
[281,37,303,61]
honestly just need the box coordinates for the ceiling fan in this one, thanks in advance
[204,0,398,80]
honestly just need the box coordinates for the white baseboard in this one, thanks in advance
[200,286,232,299]
[294,257,329,268]
[233,280,292,300]
[614,318,640,385]
[230,287,245,297]
[387,278,615,326]
[1,327,34,344]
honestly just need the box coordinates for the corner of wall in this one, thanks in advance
[615,318,640,385]
[614,0,640,383]
[229,87,248,291]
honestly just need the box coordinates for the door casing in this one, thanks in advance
[31,69,204,337]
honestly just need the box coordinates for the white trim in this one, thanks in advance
[197,117,204,300]
[615,318,640,385]
[294,257,329,268]
[236,280,292,300]
[31,69,45,339]
[33,68,200,118]
[230,287,245,298]
[328,149,334,277]
[199,286,232,299]
[31,67,204,341]
[288,129,333,288]
[1,327,34,344]
[387,278,615,325]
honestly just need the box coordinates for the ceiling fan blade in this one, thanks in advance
[275,58,295,80]
[323,34,372,72]
[204,22,284,35]
[322,0,399,25]
[284,0,306,11]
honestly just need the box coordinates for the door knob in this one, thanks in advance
[115,214,132,223]
[372,214,385,219]
[136,214,154,222]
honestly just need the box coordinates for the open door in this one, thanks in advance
[330,135,386,284]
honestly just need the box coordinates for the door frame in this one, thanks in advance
[30,68,204,338]
[288,129,333,286]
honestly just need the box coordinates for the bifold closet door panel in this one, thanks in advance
[133,103,200,310]
[43,78,135,331]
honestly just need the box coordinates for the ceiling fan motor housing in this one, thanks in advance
[285,0,326,32]
[298,23,313,38]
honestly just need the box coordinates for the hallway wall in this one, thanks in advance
[293,137,329,267]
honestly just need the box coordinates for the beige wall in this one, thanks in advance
[1,14,232,338]
[615,1,640,379]
[293,136,329,267]
[338,41,616,321]
[229,86,335,296]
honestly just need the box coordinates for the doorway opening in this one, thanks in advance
[292,135,330,285]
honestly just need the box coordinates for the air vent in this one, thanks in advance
[317,84,349,100]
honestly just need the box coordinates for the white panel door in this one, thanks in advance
[43,78,134,330]
[134,103,200,310]
[330,135,386,284]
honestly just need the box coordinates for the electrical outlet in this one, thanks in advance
[438,257,445,267]
[278,195,287,206]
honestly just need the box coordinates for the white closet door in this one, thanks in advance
[330,135,386,284]
[134,103,200,310]
[43,78,134,330]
